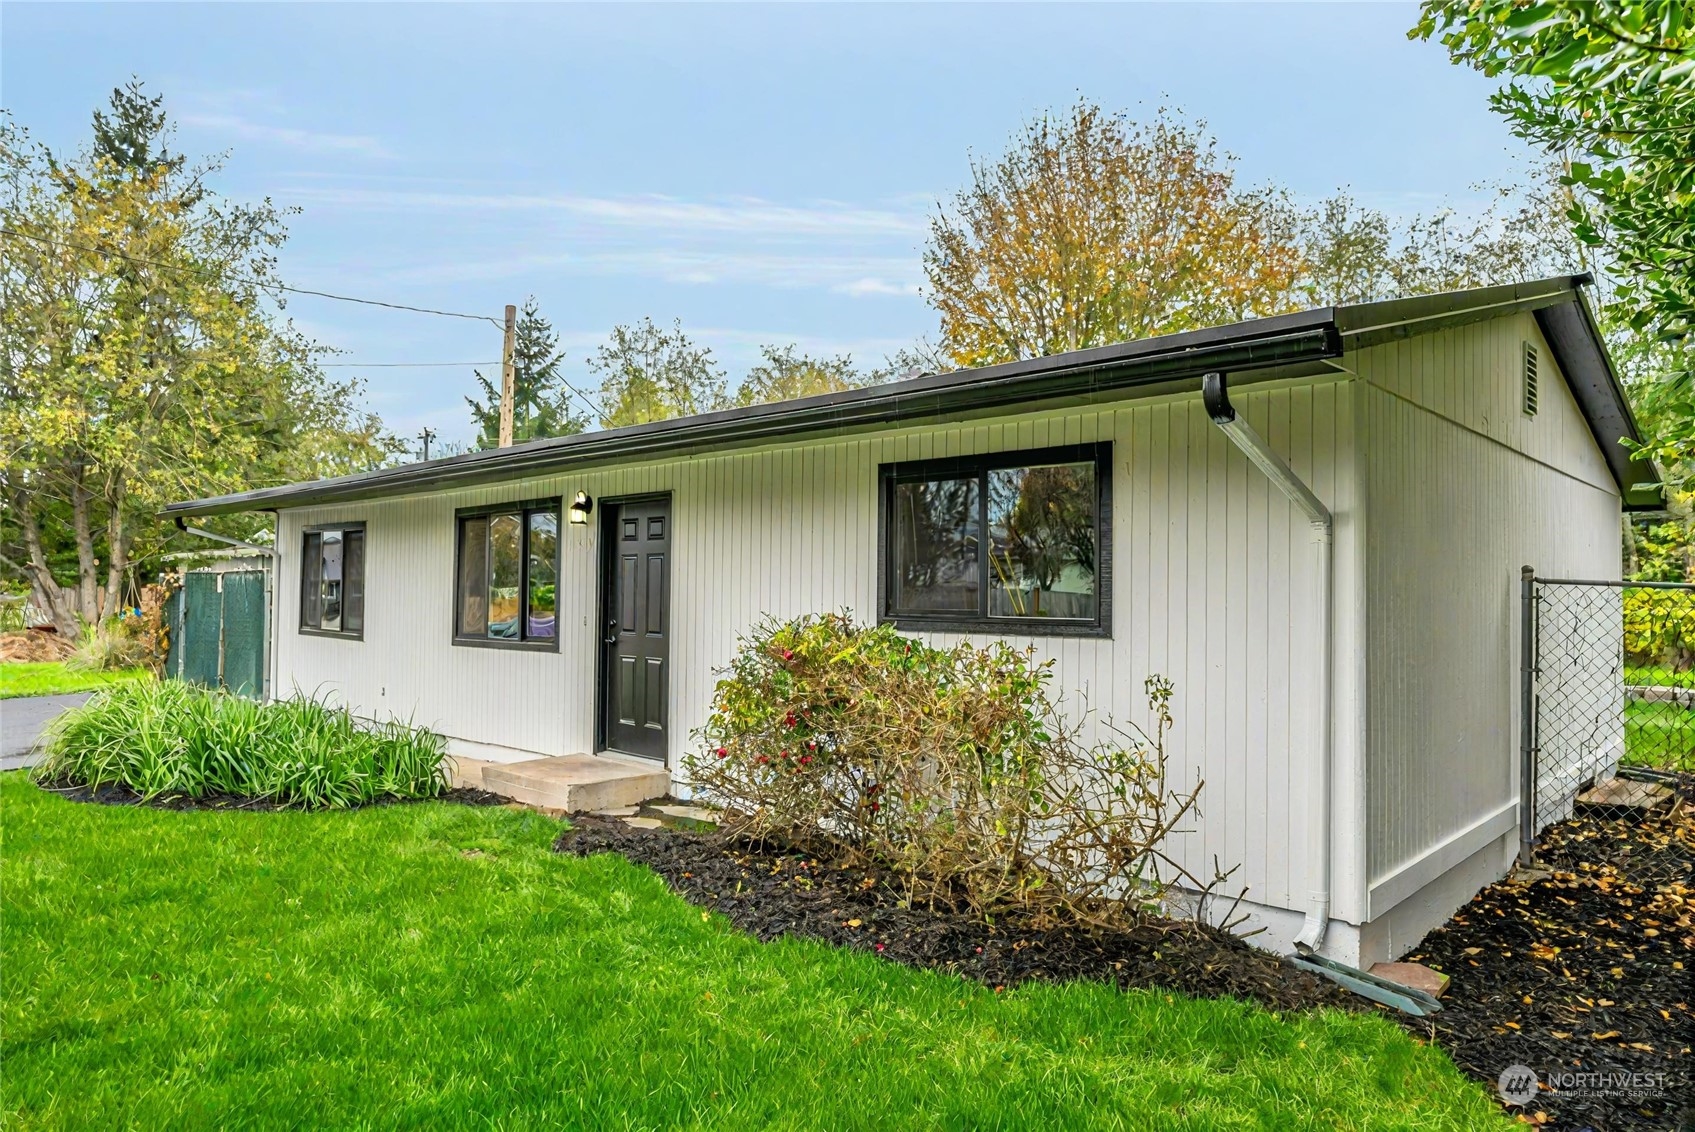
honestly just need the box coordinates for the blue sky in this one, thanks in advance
[3,2,1535,450]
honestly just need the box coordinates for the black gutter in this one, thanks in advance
[164,322,1341,517]
[1532,296,1662,510]
[163,273,1658,517]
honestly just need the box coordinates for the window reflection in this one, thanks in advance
[455,503,560,645]
[527,511,558,640]
[884,450,1102,626]
[987,463,1096,620]
[891,477,980,614]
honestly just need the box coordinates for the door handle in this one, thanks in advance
[603,618,618,645]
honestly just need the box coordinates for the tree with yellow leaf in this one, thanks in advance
[1,83,400,635]
[923,102,1305,368]
[730,344,888,408]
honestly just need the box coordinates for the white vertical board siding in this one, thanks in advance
[274,383,1361,919]
[1356,313,1622,916]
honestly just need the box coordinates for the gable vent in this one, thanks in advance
[1522,341,1539,418]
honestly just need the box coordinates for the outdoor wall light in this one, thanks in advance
[567,491,594,525]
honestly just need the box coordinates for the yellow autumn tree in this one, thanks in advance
[924,102,1305,368]
[2,85,401,635]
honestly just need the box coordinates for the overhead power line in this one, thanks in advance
[319,361,503,368]
[0,228,504,326]
[3,226,605,420]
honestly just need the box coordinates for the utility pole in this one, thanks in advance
[417,427,435,462]
[498,303,517,448]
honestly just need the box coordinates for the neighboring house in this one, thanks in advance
[166,276,1659,967]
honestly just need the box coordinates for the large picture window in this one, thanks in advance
[879,443,1110,636]
[455,499,560,649]
[300,523,365,638]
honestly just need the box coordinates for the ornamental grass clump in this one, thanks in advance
[686,613,1203,928]
[32,681,447,808]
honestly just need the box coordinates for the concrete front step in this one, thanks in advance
[447,756,499,791]
[479,754,670,813]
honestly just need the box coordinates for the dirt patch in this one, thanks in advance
[1404,778,1693,1131]
[0,630,75,664]
[37,780,514,811]
[554,815,1357,1015]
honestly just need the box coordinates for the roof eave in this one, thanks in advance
[1532,293,1663,511]
[163,321,1341,518]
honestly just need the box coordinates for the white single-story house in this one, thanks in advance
[166,276,1659,968]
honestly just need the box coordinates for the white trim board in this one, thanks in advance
[1368,799,1518,917]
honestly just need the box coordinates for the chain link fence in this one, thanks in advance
[1521,572,1695,862]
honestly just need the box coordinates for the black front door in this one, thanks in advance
[601,497,670,759]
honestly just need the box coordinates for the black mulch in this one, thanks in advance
[36,779,514,811]
[554,815,1357,1015]
[1404,780,1694,1131]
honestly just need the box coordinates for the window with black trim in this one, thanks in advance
[454,499,560,649]
[300,524,365,637]
[879,443,1111,636]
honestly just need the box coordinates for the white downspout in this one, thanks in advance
[1202,372,1335,955]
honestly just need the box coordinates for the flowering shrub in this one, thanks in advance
[686,613,1202,927]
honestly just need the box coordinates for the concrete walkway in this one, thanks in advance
[1,693,89,771]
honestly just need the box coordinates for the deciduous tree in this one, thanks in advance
[922,102,1305,367]
[589,318,726,427]
[731,344,886,407]
[1414,0,1695,341]
[1,85,401,635]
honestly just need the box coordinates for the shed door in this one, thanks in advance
[221,571,267,698]
[601,498,670,760]
[181,573,222,688]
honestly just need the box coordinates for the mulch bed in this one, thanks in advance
[555,815,1356,1015]
[37,780,513,811]
[1403,777,1694,1131]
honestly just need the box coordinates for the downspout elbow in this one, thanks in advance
[175,519,278,558]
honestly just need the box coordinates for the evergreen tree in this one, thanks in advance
[465,297,589,448]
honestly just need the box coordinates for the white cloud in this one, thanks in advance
[546,325,913,364]
[367,248,922,297]
[279,185,927,238]
[835,276,920,298]
[180,113,392,158]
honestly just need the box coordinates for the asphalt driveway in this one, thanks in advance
[1,693,89,770]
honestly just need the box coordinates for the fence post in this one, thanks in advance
[1519,565,1537,867]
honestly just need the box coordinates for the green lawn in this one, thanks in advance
[0,662,151,700]
[1624,664,1695,690]
[1622,666,1695,771]
[1624,700,1695,772]
[0,775,1507,1130]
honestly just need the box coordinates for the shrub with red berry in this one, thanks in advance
[685,612,1201,928]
